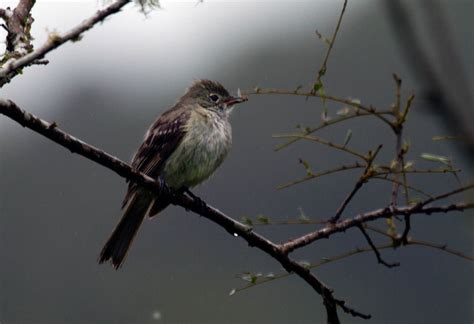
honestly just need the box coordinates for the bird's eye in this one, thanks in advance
[209,94,220,102]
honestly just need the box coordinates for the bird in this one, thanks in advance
[98,80,248,269]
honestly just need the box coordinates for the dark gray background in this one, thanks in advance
[0,1,473,323]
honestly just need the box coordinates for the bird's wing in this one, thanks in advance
[122,109,189,208]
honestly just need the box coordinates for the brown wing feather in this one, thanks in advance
[122,108,189,208]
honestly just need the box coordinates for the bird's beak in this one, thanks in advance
[224,96,248,106]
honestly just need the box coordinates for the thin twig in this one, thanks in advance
[273,133,368,161]
[421,183,474,206]
[246,88,393,123]
[274,110,391,151]
[277,162,364,190]
[357,225,400,268]
[329,145,382,223]
[234,234,473,296]
[372,176,433,198]
[314,0,348,86]
[375,168,461,176]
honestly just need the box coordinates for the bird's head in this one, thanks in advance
[183,79,248,114]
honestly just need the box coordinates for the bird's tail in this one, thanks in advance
[99,191,153,269]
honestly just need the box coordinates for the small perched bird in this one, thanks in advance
[99,80,247,269]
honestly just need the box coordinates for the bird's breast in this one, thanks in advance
[162,110,232,189]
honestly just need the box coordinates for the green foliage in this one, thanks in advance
[313,80,323,93]
[342,129,352,148]
[256,214,269,224]
[241,216,253,226]
[420,153,451,165]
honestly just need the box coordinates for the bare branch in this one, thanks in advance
[314,0,348,86]
[372,176,433,199]
[273,133,368,161]
[0,0,131,86]
[421,183,474,206]
[0,98,372,323]
[274,110,391,151]
[329,145,382,223]
[277,162,364,190]
[375,168,461,176]
[357,225,400,268]
[245,88,392,120]
[234,234,473,296]
[280,202,474,254]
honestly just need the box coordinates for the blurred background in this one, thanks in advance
[0,1,473,323]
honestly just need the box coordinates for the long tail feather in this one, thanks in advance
[99,192,153,269]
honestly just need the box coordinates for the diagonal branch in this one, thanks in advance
[314,0,348,86]
[0,0,131,86]
[329,145,382,223]
[0,98,371,323]
[280,202,474,254]
[277,162,364,190]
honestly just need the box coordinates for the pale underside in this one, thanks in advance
[161,107,232,189]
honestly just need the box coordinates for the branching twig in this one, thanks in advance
[314,0,348,87]
[277,162,364,190]
[0,0,131,86]
[274,110,391,151]
[372,176,433,199]
[357,225,400,268]
[245,88,392,122]
[280,202,474,254]
[421,183,474,206]
[329,145,382,223]
[273,133,368,161]
[0,98,373,323]
[234,234,473,296]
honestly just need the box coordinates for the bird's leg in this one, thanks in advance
[183,187,207,209]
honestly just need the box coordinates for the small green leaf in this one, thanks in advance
[402,139,411,153]
[336,106,351,116]
[297,207,310,222]
[294,85,303,93]
[420,153,451,165]
[348,98,361,105]
[390,159,399,171]
[256,214,269,224]
[432,135,458,141]
[298,158,313,175]
[241,273,253,282]
[342,129,352,147]
[313,81,323,93]
[408,198,421,205]
[241,216,253,226]
[403,161,414,170]
[321,108,330,122]
[386,217,397,237]
[299,260,311,269]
